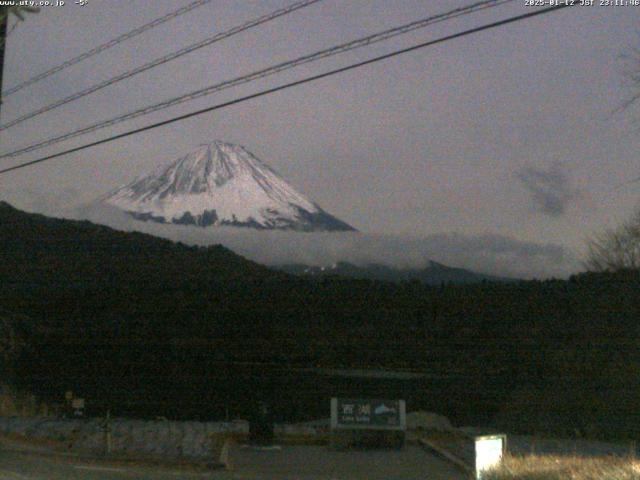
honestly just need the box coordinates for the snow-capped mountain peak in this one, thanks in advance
[103,141,355,231]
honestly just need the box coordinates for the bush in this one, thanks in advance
[485,454,640,480]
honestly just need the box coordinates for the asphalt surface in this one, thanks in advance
[226,444,467,479]
[0,448,230,480]
[0,440,469,480]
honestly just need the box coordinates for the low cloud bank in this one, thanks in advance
[67,204,580,280]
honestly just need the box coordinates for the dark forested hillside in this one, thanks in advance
[2,202,640,439]
[277,261,513,284]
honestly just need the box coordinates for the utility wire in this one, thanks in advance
[1,0,213,98]
[0,0,324,131]
[0,3,574,176]
[0,0,512,154]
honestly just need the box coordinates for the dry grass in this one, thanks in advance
[484,454,640,480]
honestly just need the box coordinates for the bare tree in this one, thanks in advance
[0,6,40,24]
[584,207,640,271]
[616,47,640,114]
[0,6,39,51]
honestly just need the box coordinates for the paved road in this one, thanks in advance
[226,444,467,480]
[3,433,631,480]
[0,449,231,480]
[0,442,466,480]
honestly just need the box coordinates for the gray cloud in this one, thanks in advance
[515,162,579,217]
[69,203,579,280]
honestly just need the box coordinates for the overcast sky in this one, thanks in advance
[1,0,640,278]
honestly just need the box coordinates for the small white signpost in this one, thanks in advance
[475,434,506,479]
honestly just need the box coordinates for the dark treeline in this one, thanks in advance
[1,202,639,438]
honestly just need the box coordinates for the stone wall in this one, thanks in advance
[0,416,250,460]
[0,412,444,459]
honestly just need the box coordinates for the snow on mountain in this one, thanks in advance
[103,141,355,231]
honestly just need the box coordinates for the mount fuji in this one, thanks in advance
[103,141,355,231]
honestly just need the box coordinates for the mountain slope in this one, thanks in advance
[278,261,515,284]
[103,141,355,231]
[0,201,286,294]
[2,202,640,438]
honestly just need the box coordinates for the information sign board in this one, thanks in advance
[331,398,406,431]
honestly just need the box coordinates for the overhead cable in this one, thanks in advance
[2,0,214,98]
[0,0,324,131]
[0,3,574,176]
[0,0,512,152]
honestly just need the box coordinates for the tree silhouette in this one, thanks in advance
[0,6,39,46]
[584,206,640,271]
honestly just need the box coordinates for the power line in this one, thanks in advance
[1,0,213,98]
[0,0,324,131]
[0,3,574,176]
[0,0,513,154]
